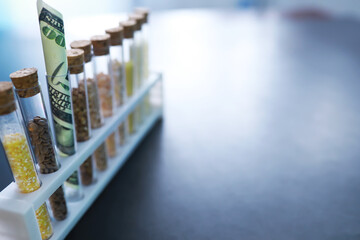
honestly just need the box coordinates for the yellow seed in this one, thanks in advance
[125,61,134,97]
[35,203,53,240]
[3,133,40,193]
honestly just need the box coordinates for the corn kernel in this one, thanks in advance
[3,133,41,193]
[35,203,53,240]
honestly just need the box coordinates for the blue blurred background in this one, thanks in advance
[1,0,360,189]
[0,0,360,82]
[1,1,360,239]
[1,0,360,32]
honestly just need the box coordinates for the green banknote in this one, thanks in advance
[37,0,75,156]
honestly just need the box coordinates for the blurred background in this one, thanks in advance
[0,0,360,77]
[1,0,360,203]
[1,0,360,202]
[1,0,360,19]
[1,0,360,31]
[0,0,360,83]
[0,0,360,25]
[1,0,360,239]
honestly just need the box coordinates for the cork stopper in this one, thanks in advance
[136,12,147,26]
[0,82,16,115]
[105,27,124,46]
[135,7,150,23]
[9,68,40,98]
[70,40,92,63]
[91,34,110,56]
[120,20,136,39]
[67,49,84,74]
[128,14,143,31]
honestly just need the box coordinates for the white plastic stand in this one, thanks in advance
[0,73,163,240]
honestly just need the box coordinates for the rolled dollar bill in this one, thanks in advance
[37,0,76,156]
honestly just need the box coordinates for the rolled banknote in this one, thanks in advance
[37,0,76,156]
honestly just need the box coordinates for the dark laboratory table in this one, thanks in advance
[2,9,360,240]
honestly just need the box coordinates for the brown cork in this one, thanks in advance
[67,49,84,74]
[91,34,110,56]
[136,12,147,25]
[70,40,92,63]
[0,82,16,115]
[105,27,123,46]
[128,14,143,31]
[135,7,149,23]
[120,20,136,39]
[10,68,40,98]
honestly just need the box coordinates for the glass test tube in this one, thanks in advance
[135,7,150,82]
[67,49,91,142]
[91,34,118,159]
[64,170,83,202]
[120,20,137,135]
[35,202,53,240]
[129,14,144,128]
[106,26,128,147]
[0,82,53,239]
[64,49,89,202]
[0,81,41,193]
[10,68,60,173]
[71,39,107,176]
[129,14,143,92]
[135,8,152,116]
[10,68,68,221]
[44,72,76,157]
[68,48,94,186]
